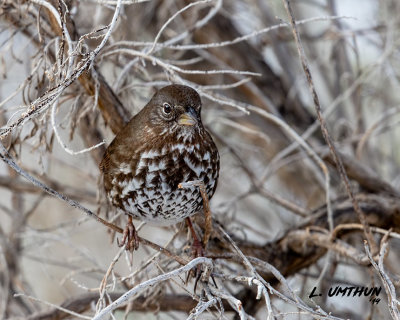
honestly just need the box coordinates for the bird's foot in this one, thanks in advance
[191,235,205,259]
[185,218,207,288]
[117,216,139,251]
[187,233,217,290]
[186,217,205,257]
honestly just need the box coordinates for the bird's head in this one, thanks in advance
[146,84,204,137]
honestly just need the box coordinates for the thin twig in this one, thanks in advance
[93,257,213,320]
[0,141,120,232]
[364,240,400,319]
[0,141,187,266]
[282,0,377,253]
[179,180,212,249]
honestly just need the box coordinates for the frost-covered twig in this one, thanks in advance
[0,141,120,232]
[365,240,400,319]
[0,0,122,138]
[14,292,91,320]
[51,99,105,155]
[93,257,213,320]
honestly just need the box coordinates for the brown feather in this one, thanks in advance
[100,84,219,226]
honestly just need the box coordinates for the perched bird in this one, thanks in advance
[100,84,219,250]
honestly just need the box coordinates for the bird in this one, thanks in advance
[99,84,219,251]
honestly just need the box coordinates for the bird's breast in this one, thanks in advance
[106,134,218,224]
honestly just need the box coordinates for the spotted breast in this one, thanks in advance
[100,84,220,225]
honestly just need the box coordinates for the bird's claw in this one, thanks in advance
[185,218,206,288]
[117,216,139,251]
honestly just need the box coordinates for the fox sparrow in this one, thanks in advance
[100,84,219,250]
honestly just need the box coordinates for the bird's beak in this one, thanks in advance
[178,107,197,126]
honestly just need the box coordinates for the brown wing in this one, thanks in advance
[99,149,111,173]
[99,148,115,197]
[100,132,137,176]
[99,112,147,193]
[99,111,142,174]
[100,136,135,196]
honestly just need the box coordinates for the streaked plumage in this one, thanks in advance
[100,85,219,225]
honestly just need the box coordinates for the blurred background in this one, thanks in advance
[1,0,399,319]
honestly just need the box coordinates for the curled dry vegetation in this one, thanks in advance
[0,0,400,319]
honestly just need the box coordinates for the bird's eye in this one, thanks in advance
[162,103,172,115]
